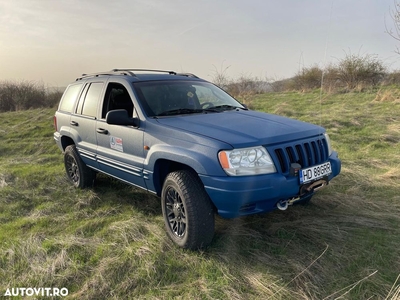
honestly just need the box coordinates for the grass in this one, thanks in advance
[0,86,400,299]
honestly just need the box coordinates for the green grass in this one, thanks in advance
[0,87,400,299]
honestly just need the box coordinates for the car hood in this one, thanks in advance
[155,110,325,148]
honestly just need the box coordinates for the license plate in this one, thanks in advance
[299,162,332,184]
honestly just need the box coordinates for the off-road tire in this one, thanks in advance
[64,145,95,188]
[161,170,215,249]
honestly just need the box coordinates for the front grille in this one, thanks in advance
[270,137,329,174]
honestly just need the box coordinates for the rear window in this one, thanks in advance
[59,84,83,112]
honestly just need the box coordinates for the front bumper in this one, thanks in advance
[199,151,341,218]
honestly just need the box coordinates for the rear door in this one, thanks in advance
[69,81,105,169]
[95,81,146,189]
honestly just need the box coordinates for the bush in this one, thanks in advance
[293,65,323,91]
[225,75,271,102]
[210,67,272,107]
[288,54,386,93]
[381,70,400,86]
[0,81,62,112]
[334,53,386,90]
[45,88,64,108]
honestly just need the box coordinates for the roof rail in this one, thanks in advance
[112,68,177,75]
[76,69,199,81]
[176,73,199,78]
[76,71,118,81]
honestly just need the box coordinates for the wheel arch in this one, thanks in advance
[60,135,75,151]
[152,159,217,212]
[153,159,194,196]
[145,144,222,193]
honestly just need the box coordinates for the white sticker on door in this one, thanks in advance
[110,136,123,152]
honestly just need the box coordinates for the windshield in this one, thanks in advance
[133,80,245,117]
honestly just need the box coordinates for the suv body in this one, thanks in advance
[54,69,341,249]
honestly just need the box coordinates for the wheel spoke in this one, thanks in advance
[177,222,182,236]
[166,189,176,203]
[177,221,186,236]
[164,186,186,238]
[66,156,79,183]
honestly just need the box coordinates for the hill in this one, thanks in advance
[0,87,399,299]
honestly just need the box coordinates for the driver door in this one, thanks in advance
[95,82,146,189]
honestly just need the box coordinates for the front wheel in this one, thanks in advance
[161,170,215,249]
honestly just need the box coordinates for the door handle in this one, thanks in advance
[70,121,78,126]
[96,128,109,135]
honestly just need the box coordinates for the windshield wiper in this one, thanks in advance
[156,105,246,117]
[211,105,247,111]
[157,108,204,116]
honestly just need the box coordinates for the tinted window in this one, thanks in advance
[133,81,243,117]
[59,84,82,112]
[81,83,103,117]
[75,84,89,114]
[102,83,134,118]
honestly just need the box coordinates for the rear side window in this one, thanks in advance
[59,84,83,112]
[75,82,104,118]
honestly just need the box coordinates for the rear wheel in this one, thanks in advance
[64,145,95,188]
[161,170,215,249]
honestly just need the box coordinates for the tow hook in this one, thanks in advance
[300,178,328,195]
[276,196,300,211]
[277,178,329,211]
[277,200,289,211]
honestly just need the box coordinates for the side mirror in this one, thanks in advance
[106,109,139,127]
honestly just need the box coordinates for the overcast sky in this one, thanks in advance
[0,0,399,86]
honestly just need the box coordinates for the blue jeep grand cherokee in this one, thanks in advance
[54,69,341,249]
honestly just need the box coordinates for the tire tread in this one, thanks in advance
[162,170,214,249]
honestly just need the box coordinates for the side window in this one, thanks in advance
[75,82,104,118]
[102,83,134,118]
[59,83,83,112]
[76,84,89,114]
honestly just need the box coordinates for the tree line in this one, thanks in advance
[0,52,398,113]
[0,80,63,112]
[213,52,399,103]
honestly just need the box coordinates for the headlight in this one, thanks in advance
[324,133,333,156]
[218,146,276,176]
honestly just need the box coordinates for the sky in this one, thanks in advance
[0,0,399,87]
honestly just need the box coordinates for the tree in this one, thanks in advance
[386,0,400,54]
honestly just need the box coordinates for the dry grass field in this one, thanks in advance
[0,86,399,299]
